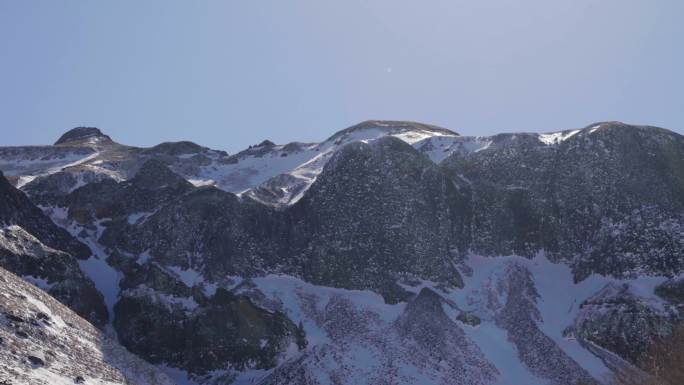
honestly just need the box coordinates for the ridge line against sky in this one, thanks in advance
[1,120,681,156]
[1,0,682,153]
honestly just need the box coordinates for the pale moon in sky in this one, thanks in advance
[386,67,393,73]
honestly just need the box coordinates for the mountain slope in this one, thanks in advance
[442,121,684,280]
[0,172,107,327]
[0,265,174,385]
[0,171,90,259]
[1,120,683,384]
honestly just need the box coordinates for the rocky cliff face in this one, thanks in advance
[0,172,107,327]
[0,121,683,384]
[287,137,468,302]
[0,225,107,328]
[442,122,684,280]
[0,171,91,259]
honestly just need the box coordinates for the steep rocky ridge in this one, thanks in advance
[0,171,90,259]
[0,265,174,385]
[0,225,107,328]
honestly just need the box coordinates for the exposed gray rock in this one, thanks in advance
[442,122,684,281]
[114,286,299,376]
[0,226,107,327]
[570,282,680,369]
[0,171,90,259]
[54,127,113,146]
[0,266,174,385]
[288,137,467,302]
[260,287,497,385]
[489,263,597,385]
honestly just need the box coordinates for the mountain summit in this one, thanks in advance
[54,126,113,146]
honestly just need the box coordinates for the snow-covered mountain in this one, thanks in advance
[1,120,683,385]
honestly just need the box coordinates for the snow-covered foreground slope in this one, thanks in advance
[0,266,174,385]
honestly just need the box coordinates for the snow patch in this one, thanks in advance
[538,129,581,145]
[168,265,205,287]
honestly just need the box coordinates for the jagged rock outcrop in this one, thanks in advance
[0,266,174,385]
[0,171,90,259]
[99,182,285,279]
[115,283,299,376]
[0,225,107,327]
[569,282,680,370]
[21,166,113,207]
[66,159,193,226]
[0,172,108,327]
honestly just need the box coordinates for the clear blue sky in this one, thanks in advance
[1,1,682,152]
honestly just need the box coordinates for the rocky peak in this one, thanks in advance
[145,141,206,156]
[257,139,276,147]
[54,127,113,146]
[342,120,458,136]
[130,159,193,190]
[324,120,459,145]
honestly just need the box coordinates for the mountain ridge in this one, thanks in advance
[1,119,683,385]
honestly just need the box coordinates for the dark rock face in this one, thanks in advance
[0,226,108,327]
[22,167,113,207]
[0,172,91,259]
[54,127,112,145]
[114,286,298,375]
[656,277,684,304]
[288,137,468,302]
[0,172,107,327]
[92,140,468,303]
[144,141,206,156]
[442,123,684,281]
[570,282,680,368]
[65,159,193,227]
[100,186,286,279]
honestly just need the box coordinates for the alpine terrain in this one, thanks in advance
[1,120,683,385]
